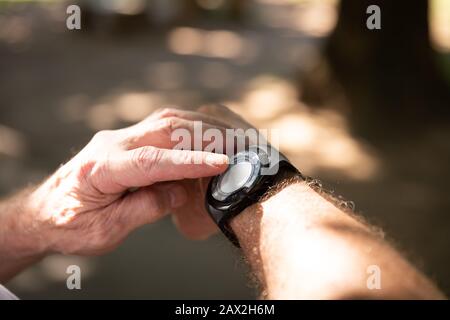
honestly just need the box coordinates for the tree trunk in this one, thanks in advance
[321,0,449,136]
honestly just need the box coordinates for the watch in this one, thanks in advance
[205,145,301,247]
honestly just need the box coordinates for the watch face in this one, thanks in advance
[205,144,296,247]
[211,150,261,202]
[217,161,253,194]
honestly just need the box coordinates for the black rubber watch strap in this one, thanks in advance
[215,162,300,248]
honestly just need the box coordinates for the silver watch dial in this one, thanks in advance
[211,150,261,201]
[218,161,253,194]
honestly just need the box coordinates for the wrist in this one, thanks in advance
[3,185,52,259]
[0,186,52,281]
[229,175,305,249]
[228,176,306,297]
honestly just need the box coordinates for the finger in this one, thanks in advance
[115,182,188,232]
[125,117,229,152]
[172,212,218,240]
[197,104,254,130]
[150,105,250,131]
[172,178,219,240]
[99,147,229,193]
[198,104,266,147]
[147,107,232,128]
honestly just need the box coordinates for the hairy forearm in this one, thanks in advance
[0,187,47,282]
[230,179,444,299]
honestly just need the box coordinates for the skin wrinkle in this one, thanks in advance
[0,108,232,283]
[0,105,445,299]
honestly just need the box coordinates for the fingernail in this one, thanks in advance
[169,184,188,208]
[205,154,229,166]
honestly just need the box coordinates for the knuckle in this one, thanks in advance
[90,130,120,149]
[154,107,179,119]
[132,148,151,170]
[158,116,184,138]
[131,147,159,175]
[162,116,180,131]
[92,130,113,142]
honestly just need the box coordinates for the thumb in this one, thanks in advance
[115,182,188,232]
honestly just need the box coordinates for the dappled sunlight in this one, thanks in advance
[167,27,248,60]
[242,76,301,120]
[114,92,164,122]
[86,103,119,130]
[204,30,244,59]
[292,1,338,37]
[252,0,338,37]
[223,76,381,181]
[196,0,227,11]
[0,15,32,45]
[86,0,147,15]
[59,91,165,130]
[86,92,164,130]
[167,27,203,55]
[0,125,27,158]
[2,0,449,301]
[430,0,450,52]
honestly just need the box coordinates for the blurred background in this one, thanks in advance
[0,0,449,299]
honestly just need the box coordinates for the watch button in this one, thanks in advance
[259,153,270,167]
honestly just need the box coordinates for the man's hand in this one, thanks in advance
[171,105,257,240]
[0,108,229,281]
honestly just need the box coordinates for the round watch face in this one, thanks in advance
[211,150,261,201]
[217,161,253,194]
[205,145,296,248]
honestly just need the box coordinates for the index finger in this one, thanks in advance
[93,147,229,194]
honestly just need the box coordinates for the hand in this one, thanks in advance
[172,104,258,240]
[17,108,229,256]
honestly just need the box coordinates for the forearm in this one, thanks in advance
[0,187,47,282]
[230,179,444,299]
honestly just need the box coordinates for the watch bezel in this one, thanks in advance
[211,151,261,202]
[205,145,299,247]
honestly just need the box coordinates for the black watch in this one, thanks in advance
[205,145,300,247]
